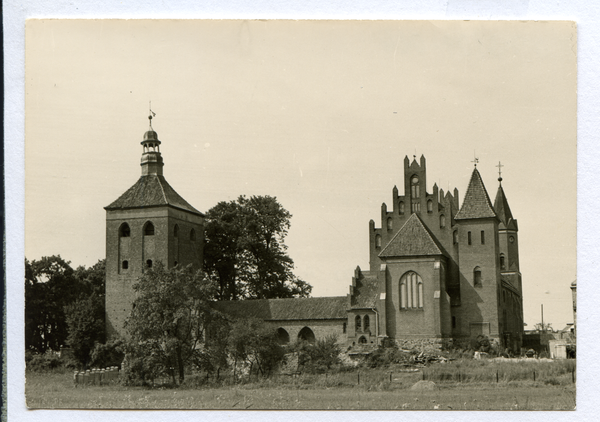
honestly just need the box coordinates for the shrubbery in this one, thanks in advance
[294,335,341,374]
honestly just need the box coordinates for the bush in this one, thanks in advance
[295,335,341,374]
[90,339,126,369]
[365,344,411,368]
[26,351,63,372]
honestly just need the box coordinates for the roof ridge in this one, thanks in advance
[156,175,169,205]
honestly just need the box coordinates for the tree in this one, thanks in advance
[204,195,312,300]
[226,318,285,376]
[64,294,105,367]
[534,322,553,332]
[125,262,219,384]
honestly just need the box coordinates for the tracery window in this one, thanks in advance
[400,271,424,310]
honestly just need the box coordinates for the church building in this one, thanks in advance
[105,118,525,353]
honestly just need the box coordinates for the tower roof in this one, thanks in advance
[379,213,445,258]
[493,185,514,225]
[105,174,203,216]
[455,168,497,220]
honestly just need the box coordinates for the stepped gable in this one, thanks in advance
[493,185,514,225]
[105,175,203,216]
[454,168,497,220]
[378,213,445,258]
[350,275,379,308]
[211,296,348,321]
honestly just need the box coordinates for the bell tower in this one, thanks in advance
[104,113,204,339]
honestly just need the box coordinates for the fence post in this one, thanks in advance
[572,368,575,383]
[496,370,499,383]
[357,371,360,385]
[389,372,392,382]
[533,370,536,381]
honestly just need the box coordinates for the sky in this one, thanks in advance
[24,20,576,330]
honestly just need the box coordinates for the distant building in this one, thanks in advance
[106,119,525,352]
[571,280,577,337]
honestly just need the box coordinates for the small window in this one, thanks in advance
[387,218,393,231]
[440,214,446,229]
[119,223,130,237]
[399,202,405,215]
[468,231,472,245]
[452,316,456,329]
[474,266,482,287]
[500,254,505,270]
[144,222,155,236]
[146,259,153,268]
[411,176,420,198]
[481,230,485,245]
[174,224,179,238]
[364,315,370,332]
[190,228,196,241]
[355,315,362,331]
[174,261,178,267]
[453,230,458,245]
[427,200,433,213]
[122,260,128,270]
[343,322,347,334]
[411,202,421,212]
[375,234,382,248]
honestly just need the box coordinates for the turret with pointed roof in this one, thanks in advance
[455,168,497,220]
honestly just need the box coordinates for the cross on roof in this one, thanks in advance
[496,161,504,184]
[471,157,479,167]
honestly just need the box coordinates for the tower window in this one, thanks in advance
[146,259,153,268]
[144,222,155,236]
[174,224,179,238]
[427,200,433,213]
[481,230,485,244]
[343,322,347,334]
[452,316,456,329]
[375,234,382,248]
[399,201,405,215]
[500,254,505,270]
[453,230,458,245]
[119,223,130,237]
[411,176,420,198]
[122,260,128,270]
[474,266,482,287]
[440,214,446,229]
[387,218,393,231]
[468,231,472,245]
[190,228,196,241]
[411,202,421,212]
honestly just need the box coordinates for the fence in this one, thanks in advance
[73,367,120,386]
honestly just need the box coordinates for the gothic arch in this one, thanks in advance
[399,271,424,309]
[143,221,155,236]
[119,222,130,237]
[298,326,315,344]
[276,328,290,345]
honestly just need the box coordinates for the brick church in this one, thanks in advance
[105,118,525,353]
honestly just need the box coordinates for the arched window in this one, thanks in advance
[411,176,420,198]
[190,228,196,241]
[427,200,433,213]
[146,259,153,268]
[468,231,472,245]
[298,327,315,344]
[358,336,367,344]
[453,230,458,244]
[343,322,347,334]
[481,230,485,244]
[399,201,405,215]
[440,214,446,228]
[500,254,505,270]
[474,266,482,287]
[144,222,154,236]
[387,218,393,231]
[119,223,130,237]
[355,315,362,331]
[364,315,370,332]
[122,260,128,270]
[276,328,290,345]
[400,272,423,310]
[375,234,382,248]
[173,224,179,238]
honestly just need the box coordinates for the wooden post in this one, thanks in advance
[357,371,360,385]
[389,372,392,382]
[533,370,536,381]
[572,368,575,383]
[496,370,499,383]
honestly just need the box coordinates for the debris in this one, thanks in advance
[410,380,438,391]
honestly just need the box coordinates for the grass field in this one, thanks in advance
[25,359,576,410]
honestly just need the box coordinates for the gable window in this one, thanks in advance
[119,223,130,237]
[375,234,382,248]
[399,201,405,215]
[144,222,155,236]
[468,231,472,245]
[400,271,423,310]
[440,214,446,229]
[411,176,420,198]
[427,200,433,213]
[411,202,421,212]
[387,218,393,231]
[474,266,482,287]
[481,230,485,244]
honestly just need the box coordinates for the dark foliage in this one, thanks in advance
[294,335,341,374]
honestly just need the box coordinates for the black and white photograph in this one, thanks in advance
[19,18,578,412]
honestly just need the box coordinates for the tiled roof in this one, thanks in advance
[105,175,203,216]
[379,213,444,258]
[351,276,379,308]
[455,168,497,220]
[211,296,348,321]
[493,185,514,225]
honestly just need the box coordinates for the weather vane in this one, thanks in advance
[149,101,156,128]
[472,157,479,167]
[496,161,504,184]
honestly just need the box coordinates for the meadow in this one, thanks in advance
[26,358,576,410]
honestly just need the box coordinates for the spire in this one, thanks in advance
[140,108,164,176]
[455,167,497,220]
[494,185,514,225]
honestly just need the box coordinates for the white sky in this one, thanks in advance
[25,20,576,330]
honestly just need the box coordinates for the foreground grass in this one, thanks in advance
[26,361,576,410]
